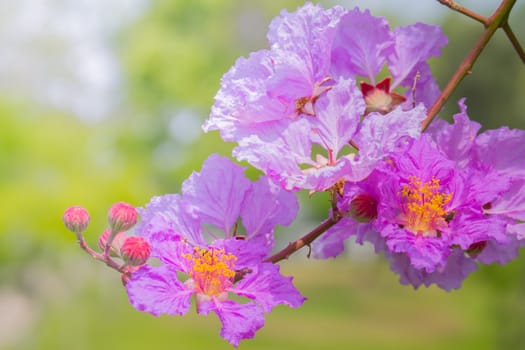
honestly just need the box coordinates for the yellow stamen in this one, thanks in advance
[400,176,452,236]
[183,247,236,296]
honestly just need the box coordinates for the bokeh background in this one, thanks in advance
[0,0,524,349]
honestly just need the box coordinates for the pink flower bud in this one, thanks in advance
[63,206,90,235]
[120,236,151,266]
[349,193,378,223]
[108,202,138,232]
[466,241,487,258]
[98,229,128,256]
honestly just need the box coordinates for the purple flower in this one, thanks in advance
[331,8,447,112]
[204,4,444,192]
[315,99,525,290]
[127,155,305,346]
[372,134,516,284]
[204,3,345,141]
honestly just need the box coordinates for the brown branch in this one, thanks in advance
[502,23,525,64]
[422,0,517,131]
[264,213,342,264]
[437,0,488,25]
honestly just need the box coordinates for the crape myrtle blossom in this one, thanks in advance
[331,10,447,112]
[314,100,525,290]
[429,99,525,263]
[203,3,447,192]
[233,79,427,191]
[126,155,305,347]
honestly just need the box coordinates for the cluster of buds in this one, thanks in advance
[62,202,151,284]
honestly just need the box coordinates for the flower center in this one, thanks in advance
[183,247,236,296]
[360,77,406,115]
[399,176,452,236]
[294,77,333,117]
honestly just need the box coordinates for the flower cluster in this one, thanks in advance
[63,202,151,284]
[204,3,446,192]
[62,1,525,347]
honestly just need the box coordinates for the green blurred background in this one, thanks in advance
[0,0,524,349]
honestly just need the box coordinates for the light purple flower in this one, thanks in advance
[204,3,444,192]
[204,3,345,141]
[331,9,447,110]
[127,155,305,346]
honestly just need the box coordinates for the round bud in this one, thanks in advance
[466,241,487,258]
[63,206,90,235]
[108,202,138,232]
[120,236,151,266]
[349,193,378,223]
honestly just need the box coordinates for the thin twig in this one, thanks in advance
[422,0,517,131]
[503,23,525,64]
[437,0,488,25]
[78,235,125,272]
[264,214,342,264]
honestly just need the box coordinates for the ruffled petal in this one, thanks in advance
[448,212,509,250]
[428,98,481,166]
[230,263,306,312]
[475,238,525,265]
[384,226,450,273]
[356,104,426,162]
[268,3,346,77]
[136,194,205,246]
[464,168,510,208]
[214,238,270,269]
[241,176,299,239]
[199,300,265,347]
[148,236,193,271]
[182,154,251,236]
[126,265,192,316]
[473,127,525,179]
[485,179,525,220]
[388,250,477,291]
[508,223,525,240]
[310,78,364,156]
[233,119,312,191]
[331,8,394,81]
[384,134,457,184]
[203,50,286,140]
[388,23,447,89]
